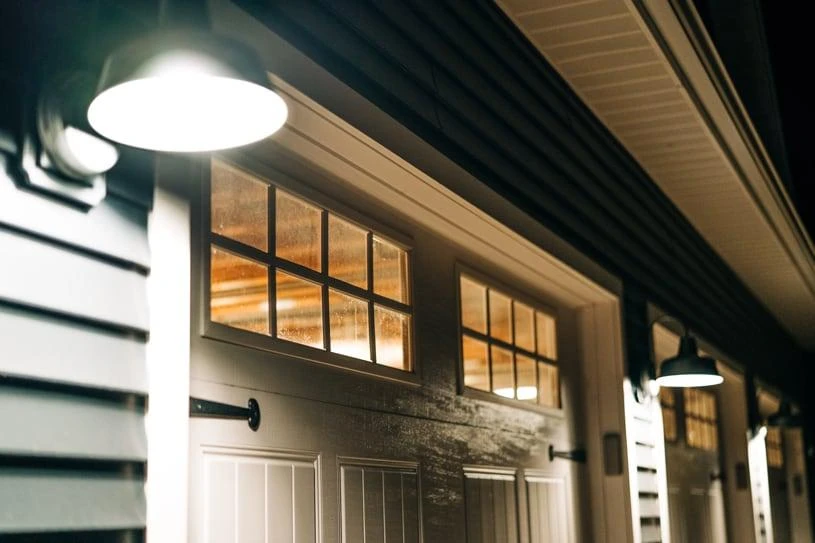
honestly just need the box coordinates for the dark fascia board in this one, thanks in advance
[233,0,806,398]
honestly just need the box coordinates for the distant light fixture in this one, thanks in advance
[653,316,723,388]
[88,31,287,152]
[767,401,802,428]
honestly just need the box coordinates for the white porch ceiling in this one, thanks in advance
[498,0,815,349]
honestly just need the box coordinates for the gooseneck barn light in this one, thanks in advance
[653,316,723,388]
[87,30,287,152]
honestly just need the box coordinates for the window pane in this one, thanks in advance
[460,276,487,334]
[210,245,269,334]
[462,335,489,392]
[537,361,559,408]
[662,407,677,441]
[211,161,268,251]
[489,291,512,343]
[276,190,322,271]
[276,270,323,349]
[491,345,514,398]
[373,237,408,303]
[516,354,537,402]
[328,214,367,289]
[536,311,557,359]
[687,418,699,448]
[375,305,410,370]
[514,302,535,352]
[329,289,370,361]
[659,387,675,408]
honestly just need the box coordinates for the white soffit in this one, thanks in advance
[498,0,815,349]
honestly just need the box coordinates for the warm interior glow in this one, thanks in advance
[63,126,119,174]
[656,373,724,387]
[494,386,538,400]
[88,72,287,152]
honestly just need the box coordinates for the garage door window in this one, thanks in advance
[766,427,783,468]
[208,159,413,372]
[683,388,718,451]
[459,272,559,408]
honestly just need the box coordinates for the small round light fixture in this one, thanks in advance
[38,72,120,179]
[88,31,287,152]
[656,334,723,388]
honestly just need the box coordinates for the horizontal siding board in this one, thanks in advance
[0,468,145,533]
[641,523,661,542]
[632,418,656,446]
[636,444,658,469]
[0,230,148,332]
[637,471,659,494]
[0,386,146,461]
[639,496,661,518]
[0,305,147,393]
[0,167,149,270]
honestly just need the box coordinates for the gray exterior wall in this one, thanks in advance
[0,129,151,538]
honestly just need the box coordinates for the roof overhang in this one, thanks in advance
[498,0,815,350]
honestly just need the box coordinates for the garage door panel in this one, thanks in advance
[202,448,318,543]
[340,462,420,543]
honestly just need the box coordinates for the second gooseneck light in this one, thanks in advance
[653,316,723,388]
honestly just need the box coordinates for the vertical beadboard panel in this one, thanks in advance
[464,469,519,543]
[268,464,294,542]
[341,462,420,543]
[526,475,568,543]
[202,448,318,543]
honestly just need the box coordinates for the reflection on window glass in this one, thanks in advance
[329,289,370,361]
[660,388,678,442]
[766,427,784,468]
[462,336,489,392]
[210,245,269,334]
[375,305,410,371]
[514,302,535,352]
[460,276,487,334]
[373,237,408,303]
[210,165,413,374]
[683,388,718,451]
[329,214,367,289]
[516,354,536,401]
[459,274,560,408]
[276,190,322,271]
[276,270,323,349]
[538,362,559,408]
[211,162,268,251]
[489,290,512,343]
[491,346,514,398]
[536,312,557,359]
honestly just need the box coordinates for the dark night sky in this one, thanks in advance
[761,2,815,239]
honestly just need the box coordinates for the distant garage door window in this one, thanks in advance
[459,272,559,408]
[683,388,718,451]
[766,427,784,468]
[208,159,413,372]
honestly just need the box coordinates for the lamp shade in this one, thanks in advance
[656,335,723,387]
[87,31,287,152]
